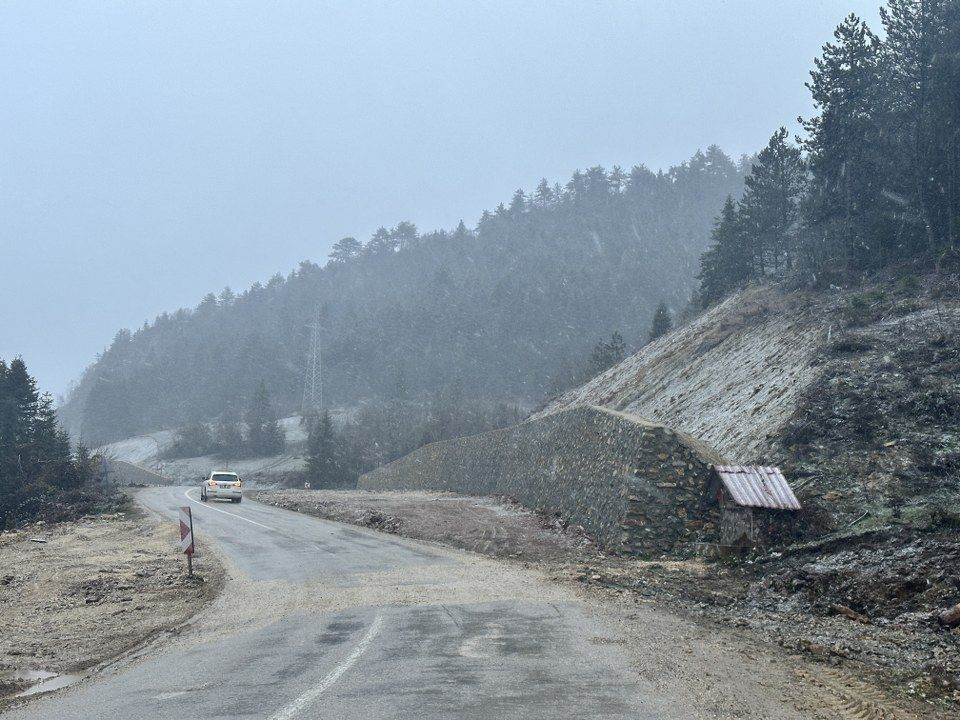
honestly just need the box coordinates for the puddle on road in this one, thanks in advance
[0,669,83,697]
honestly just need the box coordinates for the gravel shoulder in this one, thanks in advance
[0,506,223,704]
[254,488,957,719]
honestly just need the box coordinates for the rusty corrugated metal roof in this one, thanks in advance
[712,465,802,510]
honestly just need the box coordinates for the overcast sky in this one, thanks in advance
[1,0,882,396]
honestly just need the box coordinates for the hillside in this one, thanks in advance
[533,284,825,460]
[62,149,746,445]
[535,274,960,530]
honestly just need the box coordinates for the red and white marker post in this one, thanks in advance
[179,506,195,576]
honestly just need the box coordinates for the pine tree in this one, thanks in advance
[648,302,673,342]
[508,189,526,215]
[33,392,70,468]
[305,411,347,487]
[590,332,626,374]
[928,0,960,250]
[0,360,16,485]
[738,128,806,274]
[218,286,236,306]
[365,227,397,255]
[802,14,885,273]
[697,197,752,307]
[879,0,949,251]
[5,358,38,462]
[390,221,418,250]
[245,380,284,456]
[214,408,245,457]
[532,178,555,208]
[328,237,363,264]
[0,357,102,526]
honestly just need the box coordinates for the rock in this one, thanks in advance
[830,603,870,624]
[937,603,960,628]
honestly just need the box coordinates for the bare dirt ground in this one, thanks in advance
[0,508,223,704]
[255,488,959,719]
[251,488,597,562]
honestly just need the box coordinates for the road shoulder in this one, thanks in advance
[0,504,223,707]
[253,487,954,719]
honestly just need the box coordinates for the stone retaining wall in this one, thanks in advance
[359,406,727,555]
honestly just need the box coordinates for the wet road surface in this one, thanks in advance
[5,486,666,719]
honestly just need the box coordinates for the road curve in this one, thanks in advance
[4,486,667,719]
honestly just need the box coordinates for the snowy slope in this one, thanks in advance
[96,414,313,483]
[533,285,828,461]
[97,430,177,465]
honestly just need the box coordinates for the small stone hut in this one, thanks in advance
[705,465,801,548]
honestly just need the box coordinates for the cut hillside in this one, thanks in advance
[533,284,828,461]
[536,275,960,529]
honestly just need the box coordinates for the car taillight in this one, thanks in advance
[208,480,217,486]
[233,481,241,487]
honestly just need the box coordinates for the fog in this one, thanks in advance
[0,0,881,395]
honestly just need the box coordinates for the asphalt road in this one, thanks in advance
[5,486,666,719]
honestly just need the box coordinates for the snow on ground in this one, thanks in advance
[97,415,313,483]
[158,453,305,484]
[533,285,829,461]
[96,430,177,465]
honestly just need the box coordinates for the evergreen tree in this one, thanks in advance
[328,237,363,264]
[305,411,348,487]
[169,422,214,458]
[590,332,627,374]
[928,0,960,250]
[697,197,752,307]
[5,358,38,469]
[738,128,806,274]
[0,360,16,483]
[508,189,526,215]
[532,178,555,208]
[0,356,102,528]
[390,221,418,250]
[365,226,397,255]
[214,408,245,457]
[801,14,885,273]
[218,286,236,306]
[879,0,949,251]
[648,302,673,342]
[245,380,284,456]
[33,392,70,470]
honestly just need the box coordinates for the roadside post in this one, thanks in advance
[179,506,195,576]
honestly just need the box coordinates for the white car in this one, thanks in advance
[200,471,243,503]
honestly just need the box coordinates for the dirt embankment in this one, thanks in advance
[251,488,597,562]
[533,284,827,460]
[0,509,222,703]
[254,487,958,718]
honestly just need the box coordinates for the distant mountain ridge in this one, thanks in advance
[63,147,746,444]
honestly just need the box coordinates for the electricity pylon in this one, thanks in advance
[302,307,323,414]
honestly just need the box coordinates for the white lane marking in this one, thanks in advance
[267,614,384,720]
[183,488,276,531]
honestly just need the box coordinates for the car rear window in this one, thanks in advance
[212,474,239,482]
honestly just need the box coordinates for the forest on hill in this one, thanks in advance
[698,2,960,303]
[63,148,746,445]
